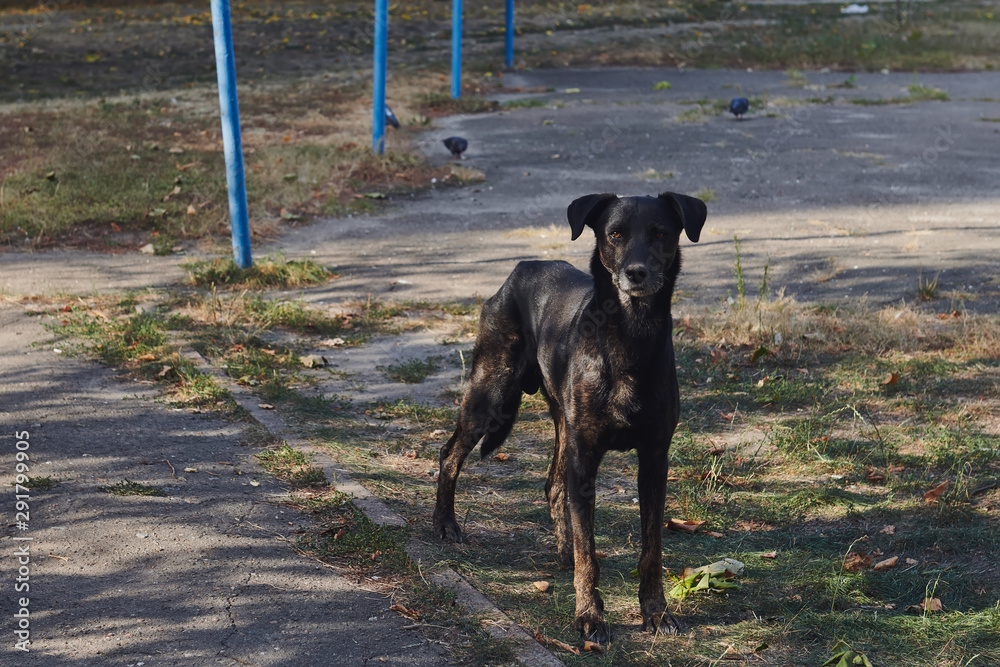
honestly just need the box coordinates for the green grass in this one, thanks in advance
[99,480,166,496]
[296,491,412,574]
[380,356,442,384]
[255,444,327,488]
[420,92,499,114]
[20,476,59,491]
[47,300,233,410]
[692,188,717,203]
[184,256,334,290]
[503,98,548,109]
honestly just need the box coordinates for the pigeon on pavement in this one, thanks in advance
[443,136,468,159]
[729,97,749,120]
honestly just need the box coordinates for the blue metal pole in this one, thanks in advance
[505,0,514,69]
[372,0,388,154]
[209,0,252,269]
[451,0,462,98]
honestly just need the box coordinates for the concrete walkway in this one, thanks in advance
[0,307,447,666]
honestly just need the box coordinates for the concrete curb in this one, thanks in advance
[183,350,565,667]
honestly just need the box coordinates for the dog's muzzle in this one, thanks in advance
[615,264,663,298]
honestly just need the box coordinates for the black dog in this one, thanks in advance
[434,192,706,643]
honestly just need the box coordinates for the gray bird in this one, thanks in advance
[385,105,400,129]
[443,136,468,159]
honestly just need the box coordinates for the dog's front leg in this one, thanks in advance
[637,447,680,634]
[566,449,609,643]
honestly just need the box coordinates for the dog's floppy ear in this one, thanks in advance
[658,192,707,243]
[567,193,616,241]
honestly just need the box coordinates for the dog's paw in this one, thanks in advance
[642,608,680,635]
[574,613,609,644]
[432,511,464,543]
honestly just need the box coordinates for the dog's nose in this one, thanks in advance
[624,265,649,284]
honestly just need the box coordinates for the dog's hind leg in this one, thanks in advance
[434,337,524,542]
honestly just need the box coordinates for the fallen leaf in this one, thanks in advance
[137,353,157,361]
[183,467,197,473]
[708,445,726,455]
[756,376,770,388]
[905,558,919,566]
[404,451,417,459]
[333,528,345,540]
[493,452,510,462]
[667,518,705,534]
[706,531,724,539]
[882,372,901,386]
[186,204,197,215]
[370,550,382,561]
[157,365,172,378]
[389,603,420,620]
[583,640,603,653]
[880,525,896,535]
[319,337,346,347]
[258,403,274,410]
[595,550,607,559]
[176,161,198,171]
[843,552,872,572]
[923,480,948,502]
[534,632,580,655]
[873,556,898,571]
[300,354,329,368]
[760,551,777,559]
[168,146,184,154]
[533,580,551,592]
[908,597,943,614]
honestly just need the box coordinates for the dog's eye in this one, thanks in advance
[609,231,622,240]
[655,231,665,239]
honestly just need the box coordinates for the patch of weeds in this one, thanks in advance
[57,309,166,366]
[907,83,950,102]
[784,68,809,86]
[380,356,442,383]
[420,92,499,114]
[367,397,456,425]
[99,480,165,497]
[917,271,941,300]
[638,168,675,180]
[653,80,673,90]
[220,343,304,397]
[255,444,327,488]
[296,491,411,574]
[448,164,487,184]
[20,476,59,491]
[241,296,351,337]
[184,255,333,290]
[503,98,547,108]
[692,188,717,203]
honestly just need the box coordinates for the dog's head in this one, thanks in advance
[567,192,707,298]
